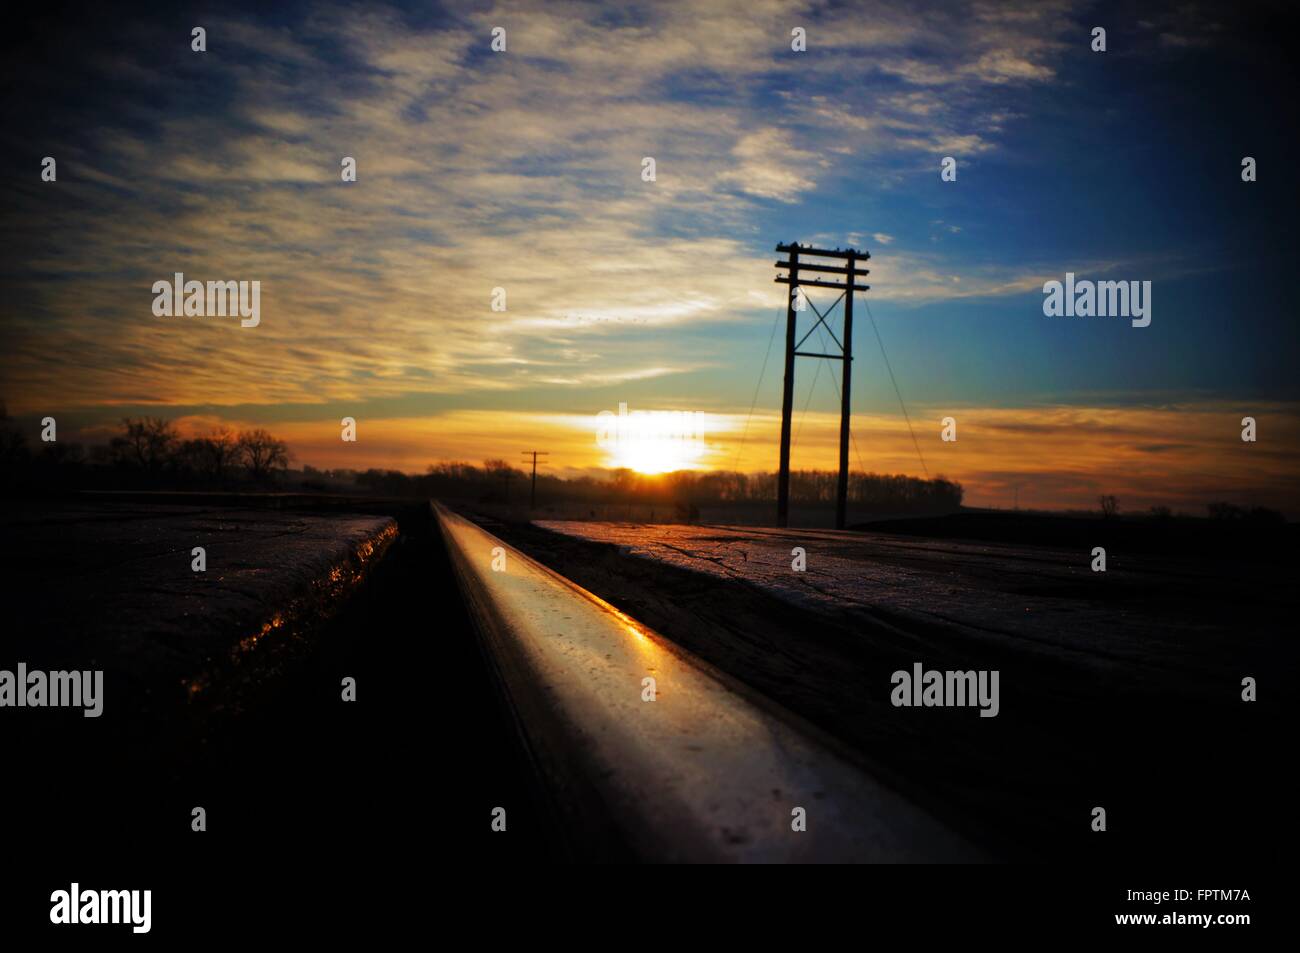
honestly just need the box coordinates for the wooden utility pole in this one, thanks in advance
[773,242,870,529]
[836,250,856,530]
[776,248,799,527]
[521,450,548,509]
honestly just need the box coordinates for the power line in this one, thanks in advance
[731,306,783,473]
[792,342,825,447]
[769,288,924,486]
[793,293,841,450]
[788,293,870,491]
[863,298,928,479]
[810,315,868,477]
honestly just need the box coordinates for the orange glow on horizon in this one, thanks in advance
[46,402,1300,517]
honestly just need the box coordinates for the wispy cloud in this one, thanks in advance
[2,0,1095,414]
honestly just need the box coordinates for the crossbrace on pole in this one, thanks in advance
[773,242,870,530]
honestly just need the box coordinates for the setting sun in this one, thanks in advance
[596,403,716,473]
[604,436,710,474]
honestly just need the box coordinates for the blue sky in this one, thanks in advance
[2,0,1298,511]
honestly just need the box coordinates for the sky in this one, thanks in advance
[2,0,1299,514]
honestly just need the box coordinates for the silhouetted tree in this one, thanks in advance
[181,427,238,481]
[237,428,289,482]
[111,417,177,471]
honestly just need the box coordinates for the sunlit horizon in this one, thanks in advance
[18,400,1285,517]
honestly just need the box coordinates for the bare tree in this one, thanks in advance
[178,427,240,481]
[112,417,177,470]
[237,428,290,482]
[203,427,238,479]
[1099,494,1119,519]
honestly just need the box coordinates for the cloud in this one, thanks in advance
[3,0,1097,417]
[719,128,822,202]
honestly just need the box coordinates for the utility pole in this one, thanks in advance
[776,247,799,529]
[521,450,548,509]
[837,250,856,530]
[773,242,870,529]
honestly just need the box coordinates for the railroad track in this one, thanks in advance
[436,503,983,863]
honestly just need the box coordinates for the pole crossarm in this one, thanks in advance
[775,276,870,292]
[774,261,870,276]
[776,242,871,261]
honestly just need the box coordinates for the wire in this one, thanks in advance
[792,345,824,447]
[809,317,868,477]
[745,290,928,488]
[731,306,783,472]
[864,298,928,478]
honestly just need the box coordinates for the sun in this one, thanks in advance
[605,437,709,474]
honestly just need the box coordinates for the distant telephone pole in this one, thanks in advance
[521,450,548,509]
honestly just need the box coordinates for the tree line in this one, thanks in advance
[1,407,290,490]
[358,460,965,512]
[3,407,961,512]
